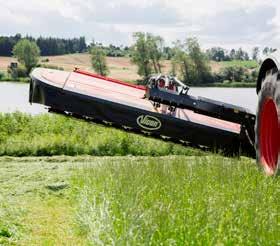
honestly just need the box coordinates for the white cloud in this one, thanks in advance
[0,0,279,49]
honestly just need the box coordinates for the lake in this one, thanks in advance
[0,82,258,115]
[0,82,47,115]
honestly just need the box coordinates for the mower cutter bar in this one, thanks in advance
[29,68,256,158]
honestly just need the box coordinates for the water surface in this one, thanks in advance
[0,82,258,115]
[0,82,46,114]
[190,87,258,113]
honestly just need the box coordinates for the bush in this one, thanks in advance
[17,65,28,77]
[212,72,224,83]
[222,66,247,82]
[7,65,28,79]
[41,58,49,63]
[251,69,258,81]
[214,66,257,83]
[0,72,4,80]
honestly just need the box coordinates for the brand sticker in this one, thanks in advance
[137,115,162,131]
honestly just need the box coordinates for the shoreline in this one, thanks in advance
[0,77,256,88]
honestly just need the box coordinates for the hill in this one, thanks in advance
[0,54,258,82]
[0,54,172,82]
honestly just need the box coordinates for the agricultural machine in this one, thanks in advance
[255,50,280,175]
[29,52,280,175]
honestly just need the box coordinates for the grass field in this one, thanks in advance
[0,112,204,157]
[1,155,279,245]
[0,54,259,82]
[0,113,279,244]
[0,54,172,82]
[219,60,259,69]
[0,156,87,245]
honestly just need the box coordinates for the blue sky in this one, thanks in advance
[0,0,279,50]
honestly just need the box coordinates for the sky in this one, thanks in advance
[1,0,280,50]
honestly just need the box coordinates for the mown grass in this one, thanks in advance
[0,156,89,245]
[1,156,279,245]
[72,156,280,245]
[0,112,204,157]
[1,112,279,245]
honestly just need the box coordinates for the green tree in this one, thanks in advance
[229,49,236,60]
[263,47,277,56]
[131,32,164,78]
[171,38,212,85]
[131,32,153,78]
[186,38,212,84]
[90,45,109,76]
[147,34,164,73]
[252,47,259,61]
[162,46,174,60]
[263,47,270,56]
[13,39,40,73]
[206,47,226,61]
[235,48,249,60]
[171,40,195,83]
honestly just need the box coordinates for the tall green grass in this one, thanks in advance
[0,112,203,157]
[72,156,280,245]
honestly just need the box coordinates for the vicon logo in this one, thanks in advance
[137,115,162,130]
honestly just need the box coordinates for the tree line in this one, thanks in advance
[206,46,276,62]
[7,35,259,86]
[72,33,210,85]
[3,32,271,86]
[1,34,275,62]
[91,32,260,85]
[0,34,184,60]
[0,34,87,56]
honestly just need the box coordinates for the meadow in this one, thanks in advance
[0,54,259,83]
[220,60,259,70]
[0,113,279,245]
[0,54,161,82]
[1,155,279,245]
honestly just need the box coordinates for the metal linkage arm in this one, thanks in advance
[146,87,256,146]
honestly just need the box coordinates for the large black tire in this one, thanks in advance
[255,71,280,175]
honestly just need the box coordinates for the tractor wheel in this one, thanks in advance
[255,71,280,175]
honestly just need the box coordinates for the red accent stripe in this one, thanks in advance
[74,69,146,91]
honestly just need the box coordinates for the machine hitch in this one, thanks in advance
[145,75,256,157]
